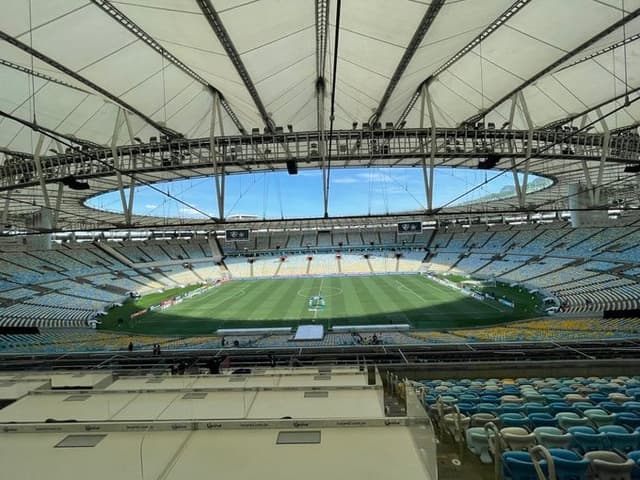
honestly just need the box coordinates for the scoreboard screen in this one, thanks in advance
[225,229,250,241]
[397,221,422,234]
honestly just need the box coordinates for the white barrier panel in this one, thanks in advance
[332,324,411,332]
[293,325,325,341]
[498,298,515,308]
[217,327,293,335]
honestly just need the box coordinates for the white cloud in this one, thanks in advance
[144,204,158,210]
[296,170,321,177]
[332,176,359,184]
[178,206,209,217]
[332,171,412,185]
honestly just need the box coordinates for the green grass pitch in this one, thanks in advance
[100,274,542,335]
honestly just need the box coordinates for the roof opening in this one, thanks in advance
[55,434,106,448]
[304,391,329,398]
[276,431,321,445]
[64,394,91,402]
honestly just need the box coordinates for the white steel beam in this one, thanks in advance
[32,134,50,209]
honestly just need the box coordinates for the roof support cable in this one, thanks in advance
[435,94,640,212]
[325,0,342,218]
[27,0,36,126]
[3,112,219,224]
[623,0,631,106]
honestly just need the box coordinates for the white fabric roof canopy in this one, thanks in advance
[2,0,640,158]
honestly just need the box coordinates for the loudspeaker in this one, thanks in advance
[478,154,500,170]
[286,160,298,175]
[61,175,90,190]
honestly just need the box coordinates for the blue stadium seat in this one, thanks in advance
[598,425,640,453]
[502,451,546,480]
[568,426,608,454]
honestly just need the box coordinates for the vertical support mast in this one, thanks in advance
[51,182,64,229]
[507,94,523,205]
[419,83,436,211]
[507,92,534,209]
[210,91,225,221]
[111,107,137,225]
[2,192,11,227]
[318,79,328,218]
[33,134,50,209]
[315,0,330,218]
[595,108,610,206]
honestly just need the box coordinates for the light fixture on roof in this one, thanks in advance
[352,122,358,130]
[478,154,500,170]
[287,124,293,133]
[61,175,90,190]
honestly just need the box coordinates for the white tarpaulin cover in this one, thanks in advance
[2,0,640,158]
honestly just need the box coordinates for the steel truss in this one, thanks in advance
[1,127,638,192]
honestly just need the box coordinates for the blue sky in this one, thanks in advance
[86,167,548,219]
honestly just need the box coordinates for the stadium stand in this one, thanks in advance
[419,374,640,477]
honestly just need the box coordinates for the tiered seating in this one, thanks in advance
[0,254,63,284]
[424,252,460,272]
[301,233,316,247]
[361,231,378,245]
[419,375,640,478]
[0,302,92,326]
[380,230,396,245]
[339,254,371,274]
[447,232,474,250]
[25,292,110,311]
[483,230,517,251]
[180,241,211,259]
[347,231,364,246]
[191,263,223,280]
[277,255,308,276]
[0,287,36,300]
[451,318,640,343]
[161,242,188,260]
[397,251,425,272]
[0,241,223,329]
[473,255,534,278]
[225,257,252,278]
[255,235,270,250]
[63,245,124,269]
[270,232,289,249]
[286,233,303,248]
[501,257,573,283]
[252,256,280,277]
[308,254,339,275]
[157,264,200,285]
[368,252,396,273]
[317,232,331,247]
[452,254,493,274]
[27,250,87,275]
[114,244,153,263]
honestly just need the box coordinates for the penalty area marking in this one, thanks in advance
[393,280,427,303]
[183,286,248,310]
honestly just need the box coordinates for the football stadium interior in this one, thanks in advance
[5,1,640,478]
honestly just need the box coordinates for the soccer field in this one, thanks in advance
[103,274,541,335]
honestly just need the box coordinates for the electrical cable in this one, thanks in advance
[0,109,220,223]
